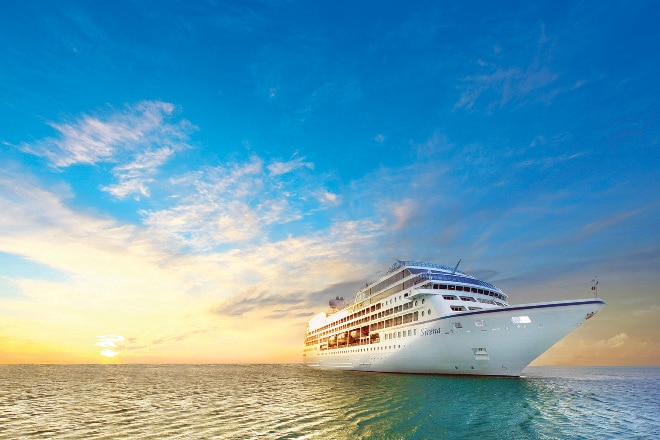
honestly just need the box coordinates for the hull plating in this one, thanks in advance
[303,299,604,377]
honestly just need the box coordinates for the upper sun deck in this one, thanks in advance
[354,260,508,305]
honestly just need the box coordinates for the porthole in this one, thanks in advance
[422,299,425,304]
[421,311,425,317]
[428,309,432,315]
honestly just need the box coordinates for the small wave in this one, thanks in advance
[0,365,657,439]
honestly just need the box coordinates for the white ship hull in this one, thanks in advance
[303,299,604,377]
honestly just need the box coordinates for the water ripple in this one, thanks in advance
[0,365,657,439]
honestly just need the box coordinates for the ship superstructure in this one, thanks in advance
[302,260,604,376]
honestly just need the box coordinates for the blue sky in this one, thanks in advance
[0,0,658,364]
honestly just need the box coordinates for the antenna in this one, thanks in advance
[591,276,598,298]
[452,258,462,274]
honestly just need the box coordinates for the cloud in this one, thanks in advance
[453,26,567,111]
[0,145,384,361]
[139,153,336,250]
[595,333,627,349]
[267,155,314,176]
[19,101,195,199]
[102,146,176,199]
[148,327,220,347]
[516,151,586,170]
[388,198,419,231]
[454,66,558,111]
[314,189,339,206]
[212,280,365,318]
[579,207,646,238]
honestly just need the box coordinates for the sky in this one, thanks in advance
[0,0,658,365]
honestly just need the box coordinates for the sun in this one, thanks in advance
[95,335,125,358]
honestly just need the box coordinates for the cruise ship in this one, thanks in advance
[302,260,605,376]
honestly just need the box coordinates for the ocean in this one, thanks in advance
[0,365,657,439]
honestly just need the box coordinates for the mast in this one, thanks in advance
[591,276,599,298]
[452,258,462,275]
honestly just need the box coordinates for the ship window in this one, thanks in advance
[511,316,531,324]
[448,285,455,290]
[456,286,463,291]
[421,311,425,317]
[422,299,425,304]
[440,284,447,289]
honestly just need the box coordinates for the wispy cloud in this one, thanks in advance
[140,154,336,250]
[454,66,558,111]
[517,151,586,170]
[579,207,645,238]
[20,101,195,200]
[453,25,568,111]
[267,154,314,176]
[102,146,176,199]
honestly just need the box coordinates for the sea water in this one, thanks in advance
[0,365,657,439]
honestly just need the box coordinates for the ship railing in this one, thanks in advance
[398,260,465,274]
